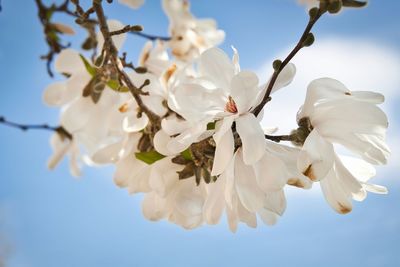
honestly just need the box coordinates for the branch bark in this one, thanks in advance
[92,0,160,125]
[252,8,325,116]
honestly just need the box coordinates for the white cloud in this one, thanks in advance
[257,36,400,183]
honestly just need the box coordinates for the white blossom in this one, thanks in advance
[162,0,225,61]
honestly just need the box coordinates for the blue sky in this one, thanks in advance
[0,0,399,266]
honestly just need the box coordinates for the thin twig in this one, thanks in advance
[0,116,72,139]
[130,31,171,41]
[252,8,325,116]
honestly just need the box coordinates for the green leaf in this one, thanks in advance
[106,79,130,93]
[207,122,216,130]
[79,55,129,93]
[181,149,193,161]
[79,54,96,76]
[135,151,166,165]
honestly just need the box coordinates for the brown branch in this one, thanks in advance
[110,25,143,36]
[264,134,294,143]
[130,31,171,41]
[0,116,72,140]
[34,0,76,77]
[92,0,160,124]
[252,8,325,116]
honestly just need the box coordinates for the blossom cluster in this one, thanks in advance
[43,0,389,231]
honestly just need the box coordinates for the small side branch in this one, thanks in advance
[264,134,294,143]
[130,31,171,41]
[0,116,72,139]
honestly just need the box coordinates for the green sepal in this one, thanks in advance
[135,150,166,165]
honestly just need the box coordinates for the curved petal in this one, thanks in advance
[234,149,264,213]
[43,81,68,107]
[272,63,296,93]
[122,113,149,132]
[61,97,94,132]
[297,129,335,182]
[320,169,353,214]
[149,157,181,197]
[263,190,286,216]
[91,141,123,164]
[203,175,225,225]
[142,192,168,221]
[154,130,174,156]
[199,47,235,91]
[258,208,279,226]
[55,48,85,74]
[211,125,234,176]
[235,113,266,165]
[254,152,288,192]
[230,71,260,114]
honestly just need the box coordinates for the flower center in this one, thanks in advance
[225,96,238,114]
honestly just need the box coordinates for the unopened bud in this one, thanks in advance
[135,66,147,73]
[302,33,315,47]
[309,7,320,20]
[328,0,343,14]
[342,0,367,8]
[273,60,282,71]
[130,25,143,32]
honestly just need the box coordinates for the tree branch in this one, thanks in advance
[92,0,160,124]
[252,8,325,116]
[0,116,72,139]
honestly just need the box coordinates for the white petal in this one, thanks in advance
[91,141,122,164]
[272,63,296,94]
[60,98,94,132]
[118,0,145,9]
[43,82,68,107]
[258,208,279,226]
[153,130,174,156]
[149,157,181,197]
[254,152,288,192]
[298,129,335,181]
[142,192,168,221]
[122,113,149,132]
[234,149,264,213]
[199,47,235,90]
[211,117,234,176]
[264,190,286,216]
[230,71,260,113]
[235,113,266,165]
[55,48,85,74]
[320,169,353,214]
[47,134,70,170]
[203,176,225,225]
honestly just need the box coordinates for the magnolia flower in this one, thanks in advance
[162,0,225,60]
[167,47,296,175]
[297,78,389,179]
[139,40,171,77]
[297,78,389,213]
[118,0,145,9]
